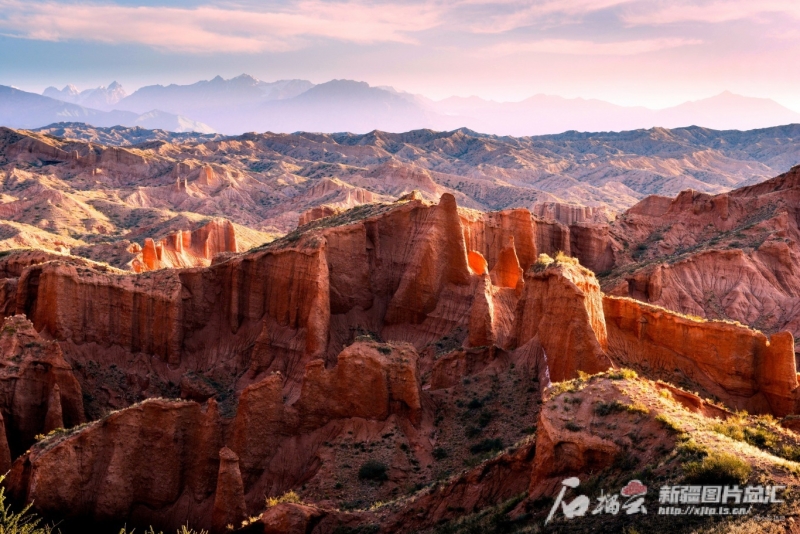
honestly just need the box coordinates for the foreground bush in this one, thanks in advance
[358,460,389,481]
[683,451,751,485]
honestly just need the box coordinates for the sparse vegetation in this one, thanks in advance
[265,490,302,508]
[0,481,52,534]
[655,413,682,433]
[358,460,389,482]
[593,400,648,416]
[607,368,638,380]
[565,421,583,432]
[683,451,751,485]
[469,438,503,455]
[710,416,777,450]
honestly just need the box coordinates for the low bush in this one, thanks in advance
[265,490,302,508]
[358,460,389,482]
[683,451,751,485]
[433,447,448,460]
[470,439,503,455]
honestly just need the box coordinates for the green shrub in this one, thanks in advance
[711,417,778,450]
[0,483,52,534]
[607,368,638,380]
[779,444,800,462]
[655,414,682,434]
[265,490,302,507]
[683,451,751,485]
[470,439,503,455]
[594,400,627,416]
[433,447,448,460]
[467,398,483,410]
[477,411,493,428]
[465,426,482,438]
[358,460,389,481]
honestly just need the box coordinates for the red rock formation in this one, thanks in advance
[296,342,421,427]
[532,202,611,226]
[0,315,84,455]
[489,237,523,289]
[512,260,611,382]
[211,447,247,534]
[606,165,800,350]
[6,178,800,533]
[260,503,325,534]
[533,218,571,258]
[467,250,488,275]
[604,296,799,415]
[385,193,472,325]
[18,261,185,364]
[569,222,615,274]
[7,399,220,530]
[298,205,342,227]
[381,440,536,532]
[529,377,675,500]
[8,340,425,530]
[133,218,239,272]
[43,384,64,433]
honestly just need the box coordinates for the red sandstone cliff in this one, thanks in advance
[511,259,611,383]
[1,188,799,532]
[605,165,800,352]
[132,218,239,272]
[0,315,84,456]
[7,341,426,532]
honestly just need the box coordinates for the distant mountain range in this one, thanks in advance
[0,86,213,133]
[25,121,800,214]
[3,74,800,135]
[43,81,128,110]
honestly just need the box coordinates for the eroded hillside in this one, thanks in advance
[0,183,798,533]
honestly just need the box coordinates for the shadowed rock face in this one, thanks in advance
[604,165,800,353]
[6,341,422,532]
[2,185,800,532]
[0,315,84,456]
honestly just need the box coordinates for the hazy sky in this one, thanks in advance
[1,0,799,110]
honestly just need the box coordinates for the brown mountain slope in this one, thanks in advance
[601,164,800,359]
[0,191,797,532]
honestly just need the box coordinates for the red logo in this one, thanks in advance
[621,480,648,497]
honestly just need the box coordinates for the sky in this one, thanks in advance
[1,0,799,110]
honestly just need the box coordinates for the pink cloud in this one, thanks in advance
[623,0,800,25]
[484,37,703,56]
[0,0,444,53]
[455,0,635,33]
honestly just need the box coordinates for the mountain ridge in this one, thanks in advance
[31,74,800,135]
[0,86,214,133]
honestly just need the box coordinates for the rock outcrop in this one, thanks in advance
[212,448,247,534]
[604,296,799,416]
[0,315,84,455]
[528,377,677,500]
[531,202,611,226]
[605,165,800,355]
[7,399,219,530]
[132,218,239,272]
[7,341,425,529]
[512,260,611,382]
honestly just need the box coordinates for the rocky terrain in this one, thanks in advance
[1,124,800,532]
[1,122,800,274]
